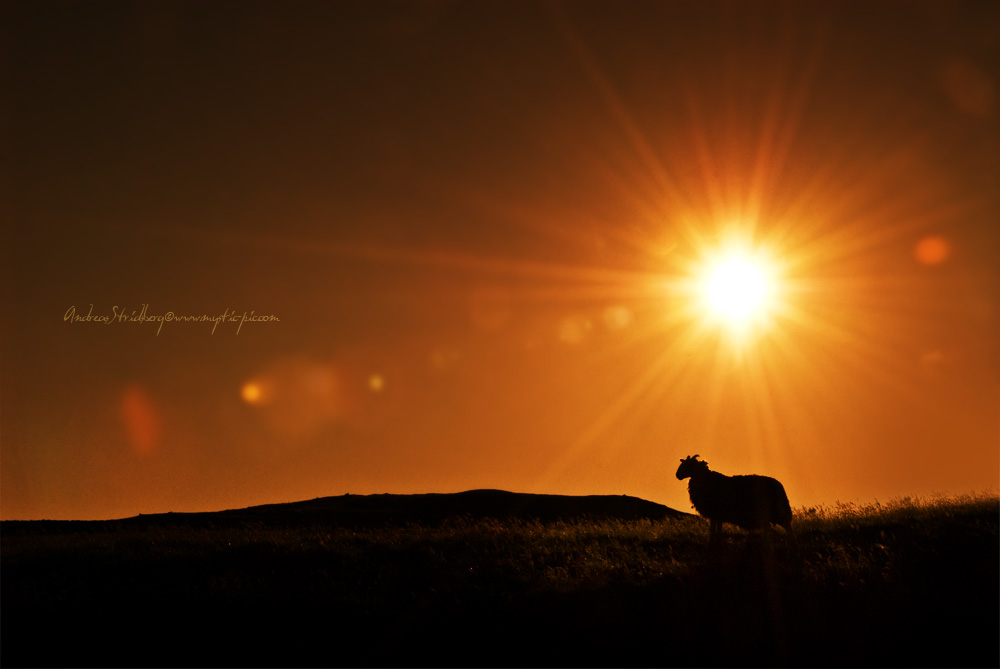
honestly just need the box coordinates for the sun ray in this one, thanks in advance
[151,224,668,288]
[145,5,982,510]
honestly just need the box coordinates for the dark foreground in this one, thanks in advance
[2,491,997,667]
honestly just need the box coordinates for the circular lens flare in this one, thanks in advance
[241,381,265,404]
[914,235,950,266]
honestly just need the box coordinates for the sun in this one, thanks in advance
[695,243,778,334]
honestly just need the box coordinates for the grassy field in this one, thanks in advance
[2,493,997,667]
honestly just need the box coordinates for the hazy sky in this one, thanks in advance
[4,0,998,520]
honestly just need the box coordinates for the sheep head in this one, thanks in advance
[676,454,710,480]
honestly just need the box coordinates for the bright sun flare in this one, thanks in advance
[697,248,776,332]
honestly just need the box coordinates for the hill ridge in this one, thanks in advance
[202,489,693,525]
[1,490,694,532]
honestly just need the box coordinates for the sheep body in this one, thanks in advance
[676,455,792,534]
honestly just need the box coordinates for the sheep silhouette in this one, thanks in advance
[676,454,792,538]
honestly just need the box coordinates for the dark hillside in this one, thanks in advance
[211,489,694,525]
[1,490,693,534]
[2,493,996,667]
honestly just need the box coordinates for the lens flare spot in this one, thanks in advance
[559,316,592,344]
[602,305,633,331]
[120,384,162,456]
[368,374,385,392]
[468,285,513,331]
[241,381,264,404]
[939,58,995,117]
[241,359,351,439]
[914,236,950,266]
[429,346,462,373]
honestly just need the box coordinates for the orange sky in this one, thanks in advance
[4,0,998,520]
